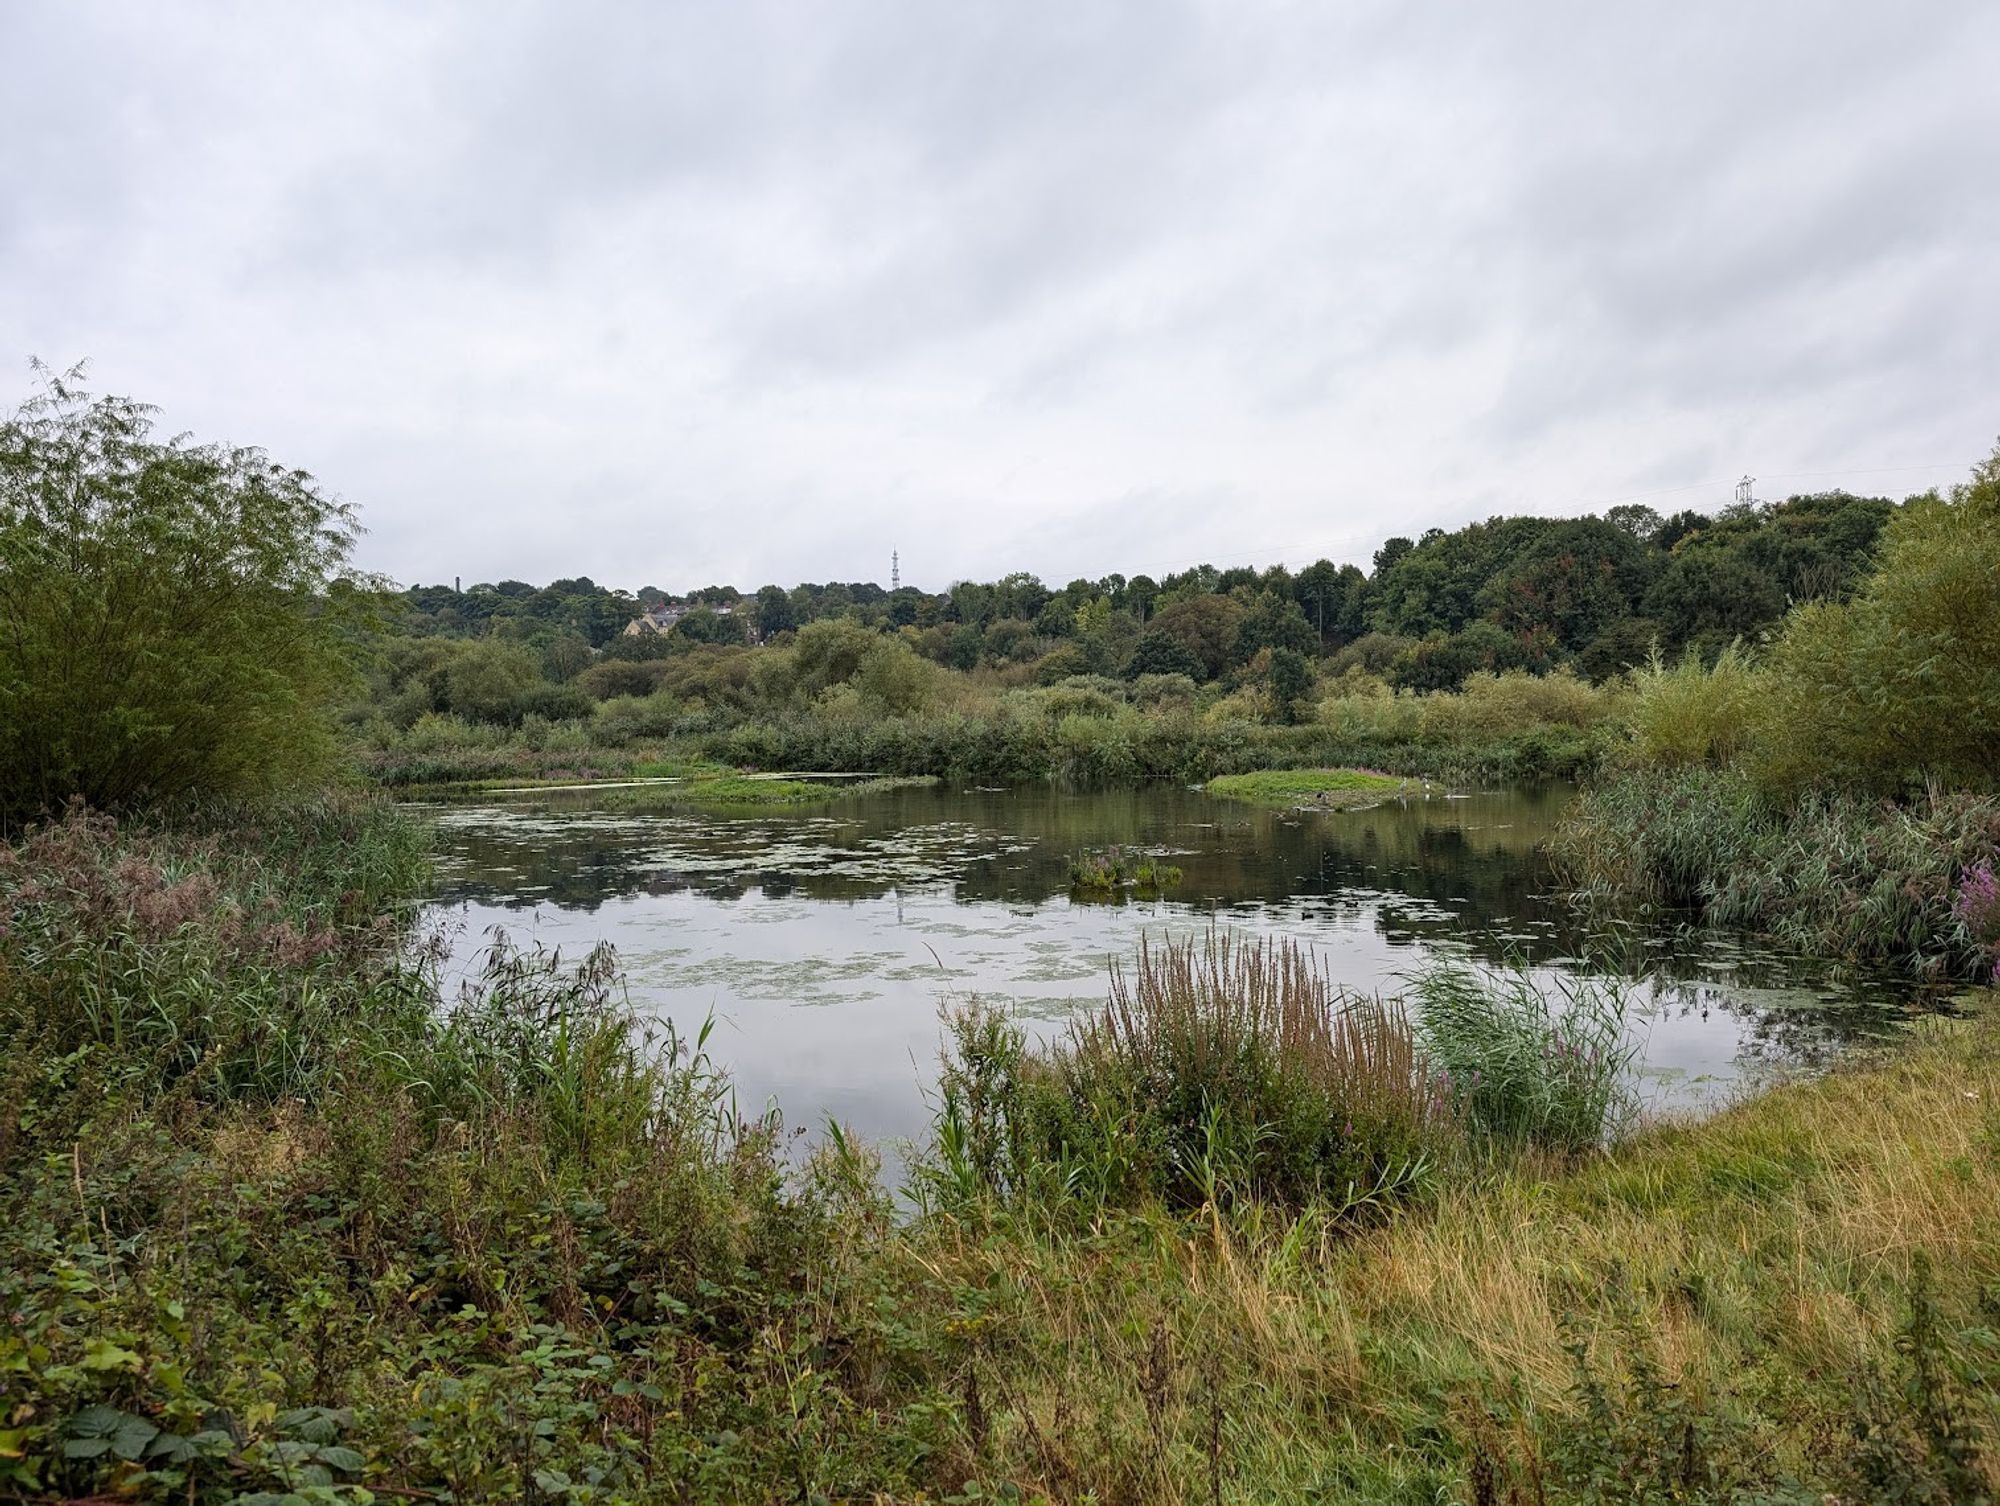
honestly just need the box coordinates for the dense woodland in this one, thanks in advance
[381,489,1896,729]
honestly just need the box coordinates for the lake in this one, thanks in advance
[417,781,1923,1158]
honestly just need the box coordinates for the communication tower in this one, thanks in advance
[892,551,900,592]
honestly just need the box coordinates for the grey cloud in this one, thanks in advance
[3,1,1995,591]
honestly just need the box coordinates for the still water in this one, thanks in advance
[418,782,1920,1151]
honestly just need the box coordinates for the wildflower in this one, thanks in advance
[1955,860,2000,941]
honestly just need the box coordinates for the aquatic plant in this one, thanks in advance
[1556,767,2000,979]
[1065,845,1184,894]
[1409,959,1637,1151]
[923,930,1458,1219]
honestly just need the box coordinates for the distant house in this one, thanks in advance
[622,601,688,637]
[621,598,757,641]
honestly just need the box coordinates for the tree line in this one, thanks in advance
[394,488,1895,694]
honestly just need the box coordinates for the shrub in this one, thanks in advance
[592,689,685,743]
[1201,687,1268,725]
[398,711,512,755]
[1033,644,1093,684]
[1390,622,1547,692]
[1420,667,1614,742]
[791,618,882,692]
[1751,450,2000,796]
[1036,680,1124,719]
[1316,690,1422,742]
[1125,628,1206,681]
[442,639,544,725]
[1130,671,1199,711]
[510,681,595,724]
[1327,632,1414,676]
[0,367,363,823]
[1624,643,1763,769]
[853,641,944,716]
[575,657,671,700]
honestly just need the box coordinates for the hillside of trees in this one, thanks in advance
[386,489,1897,709]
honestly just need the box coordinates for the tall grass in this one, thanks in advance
[1554,766,2000,978]
[924,930,1459,1220]
[900,1012,2000,1501]
[1409,959,1637,1149]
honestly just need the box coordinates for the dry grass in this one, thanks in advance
[907,1004,2000,1500]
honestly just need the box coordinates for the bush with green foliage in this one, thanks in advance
[1623,643,1763,768]
[0,366,363,823]
[1752,449,2000,796]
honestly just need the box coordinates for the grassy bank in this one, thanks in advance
[900,1003,2000,1501]
[6,799,1998,1501]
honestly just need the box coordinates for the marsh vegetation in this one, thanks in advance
[5,369,1999,1499]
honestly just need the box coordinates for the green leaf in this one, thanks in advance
[147,1431,200,1463]
[110,1414,160,1459]
[315,1444,365,1473]
[69,1403,124,1437]
[80,1337,144,1372]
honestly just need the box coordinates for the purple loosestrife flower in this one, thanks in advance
[1955,861,2000,940]
[1955,861,2000,980]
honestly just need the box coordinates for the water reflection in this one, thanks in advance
[417,784,1927,1154]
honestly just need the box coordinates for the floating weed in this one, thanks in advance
[1065,845,1185,897]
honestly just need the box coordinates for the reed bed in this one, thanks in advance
[1408,958,1636,1149]
[925,930,1460,1220]
[1555,766,2000,978]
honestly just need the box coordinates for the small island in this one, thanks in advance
[1203,767,1416,809]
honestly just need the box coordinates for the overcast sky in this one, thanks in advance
[5,3,1996,593]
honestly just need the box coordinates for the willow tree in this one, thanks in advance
[0,364,365,823]
[1753,442,2000,796]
